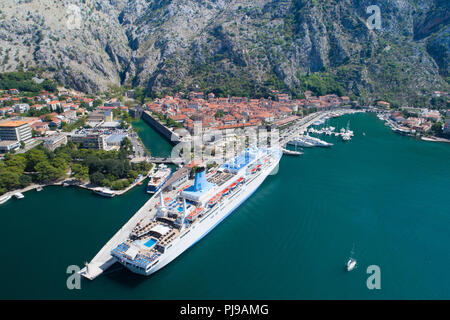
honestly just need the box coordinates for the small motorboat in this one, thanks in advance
[13,192,25,199]
[347,258,357,272]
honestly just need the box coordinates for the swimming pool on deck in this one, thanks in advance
[144,238,157,248]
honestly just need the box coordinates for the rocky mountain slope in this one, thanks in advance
[0,0,448,105]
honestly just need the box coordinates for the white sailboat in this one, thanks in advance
[346,244,357,272]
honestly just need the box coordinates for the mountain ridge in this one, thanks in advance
[0,0,448,105]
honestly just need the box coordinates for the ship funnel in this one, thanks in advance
[193,167,207,192]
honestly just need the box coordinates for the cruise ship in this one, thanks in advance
[111,147,282,276]
[147,164,172,194]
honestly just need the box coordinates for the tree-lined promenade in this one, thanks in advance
[0,139,153,196]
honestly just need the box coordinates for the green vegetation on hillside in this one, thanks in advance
[0,71,58,93]
[296,72,346,97]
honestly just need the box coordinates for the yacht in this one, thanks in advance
[302,135,333,147]
[288,136,315,148]
[147,164,172,194]
[347,258,357,271]
[93,187,116,198]
[0,195,11,205]
[341,121,353,141]
[13,192,25,199]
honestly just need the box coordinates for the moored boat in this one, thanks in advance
[13,192,25,199]
[0,195,12,205]
[347,258,357,271]
[147,164,172,194]
[93,187,116,198]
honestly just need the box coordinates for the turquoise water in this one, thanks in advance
[0,112,449,299]
[132,118,173,157]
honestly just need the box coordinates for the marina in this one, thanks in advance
[0,112,449,299]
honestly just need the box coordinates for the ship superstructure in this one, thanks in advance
[111,147,282,276]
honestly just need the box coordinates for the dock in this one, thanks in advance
[279,112,328,146]
[79,189,161,280]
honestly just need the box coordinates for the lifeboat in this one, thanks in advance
[208,194,221,207]
[187,207,204,221]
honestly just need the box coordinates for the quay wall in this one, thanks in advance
[142,111,180,145]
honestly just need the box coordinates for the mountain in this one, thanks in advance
[0,0,448,105]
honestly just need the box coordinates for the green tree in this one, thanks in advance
[90,171,105,185]
[119,137,133,158]
[71,164,89,182]
[93,99,102,108]
[0,171,21,191]
[35,161,65,183]
[431,121,443,136]
[214,110,225,119]
[26,149,48,172]
[4,154,27,173]
[52,157,68,171]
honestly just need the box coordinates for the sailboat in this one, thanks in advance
[341,121,352,141]
[346,244,357,272]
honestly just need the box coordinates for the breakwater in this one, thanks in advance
[141,111,180,145]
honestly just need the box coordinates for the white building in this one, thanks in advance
[0,140,21,153]
[43,133,68,151]
[0,120,32,142]
[13,103,30,113]
[69,133,107,150]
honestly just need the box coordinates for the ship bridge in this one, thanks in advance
[221,149,256,173]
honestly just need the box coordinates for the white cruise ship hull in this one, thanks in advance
[123,151,281,276]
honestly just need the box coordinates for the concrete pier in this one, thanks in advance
[79,190,161,280]
[141,111,180,144]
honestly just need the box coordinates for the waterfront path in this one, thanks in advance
[0,179,72,203]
